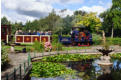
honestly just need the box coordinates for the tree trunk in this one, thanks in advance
[111,27,114,38]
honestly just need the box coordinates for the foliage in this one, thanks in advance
[62,15,73,34]
[111,53,121,60]
[92,33,102,45]
[51,35,63,51]
[99,0,121,37]
[1,16,11,25]
[11,22,23,34]
[42,54,101,62]
[30,62,76,78]
[1,42,9,66]
[74,10,87,16]
[52,34,59,43]
[32,41,44,52]
[107,38,121,46]
[52,42,63,51]
[73,12,102,32]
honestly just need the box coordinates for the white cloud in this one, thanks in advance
[1,0,111,23]
[1,12,36,24]
[1,0,76,23]
[2,0,53,17]
[78,6,107,15]
[99,0,104,5]
[1,0,53,23]
[37,0,84,4]
[58,0,84,4]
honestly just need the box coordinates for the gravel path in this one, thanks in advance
[1,45,121,79]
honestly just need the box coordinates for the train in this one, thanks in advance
[1,25,52,44]
[59,26,93,46]
[1,25,92,46]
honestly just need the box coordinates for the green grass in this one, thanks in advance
[20,43,33,46]
[4,45,32,51]
[62,46,91,51]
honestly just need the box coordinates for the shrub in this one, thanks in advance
[32,41,44,52]
[52,34,59,43]
[44,42,52,52]
[111,53,121,60]
[92,33,102,45]
[1,42,9,66]
[52,42,63,51]
[107,38,121,46]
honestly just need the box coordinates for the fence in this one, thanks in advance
[2,48,121,80]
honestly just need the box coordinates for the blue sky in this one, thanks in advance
[1,0,112,23]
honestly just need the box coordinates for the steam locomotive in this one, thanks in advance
[59,26,93,46]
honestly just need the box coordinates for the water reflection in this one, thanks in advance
[31,59,121,80]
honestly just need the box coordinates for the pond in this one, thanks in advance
[30,58,121,80]
[30,53,121,80]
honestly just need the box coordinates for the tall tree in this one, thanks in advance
[100,0,121,37]
[62,15,73,34]
[1,16,11,25]
[11,22,23,34]
[110,0,121,38]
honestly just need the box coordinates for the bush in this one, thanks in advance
[52,42,63,51]
[52,34,59,43]
[92,33,103,45]
[107,38,121,46]
[111,53,121,60]
[44,42,52,52]
[32,41,44,52]
[1,42,9,66]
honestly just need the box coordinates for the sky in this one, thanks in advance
[1,0,112,23]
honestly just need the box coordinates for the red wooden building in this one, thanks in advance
[1,25,11,43]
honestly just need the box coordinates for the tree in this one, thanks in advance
[1,16,11,25]
[110,0,121,38]
[74,12,102,33]
[99,0,121,37]
[41,10,63,34]
[62,15,73,34]
[74,10,87,16]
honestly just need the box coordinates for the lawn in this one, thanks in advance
[4,45,91,53]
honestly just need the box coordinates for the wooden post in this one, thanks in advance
[24,61,26,75]
[14,68,16,80]
[6,74,8,80]
[19,64,22,79]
